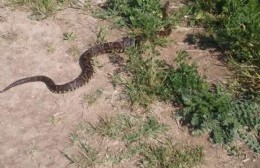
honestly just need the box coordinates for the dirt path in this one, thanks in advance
[0,2,257,168]
[0,5,122,167]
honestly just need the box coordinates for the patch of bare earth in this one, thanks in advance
[0,1,258,168]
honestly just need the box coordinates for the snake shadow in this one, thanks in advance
[183,33,227,62]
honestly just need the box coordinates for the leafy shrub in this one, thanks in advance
[104,0,172,38]
[158,50,208,103]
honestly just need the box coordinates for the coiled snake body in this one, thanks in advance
[1,1,171,94]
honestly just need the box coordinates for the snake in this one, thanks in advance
[0,1,171,94]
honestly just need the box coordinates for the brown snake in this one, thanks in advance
[0,1,171,94]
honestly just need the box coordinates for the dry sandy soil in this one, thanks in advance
[0,1,259,168]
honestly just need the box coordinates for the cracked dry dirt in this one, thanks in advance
[0,2,258,168]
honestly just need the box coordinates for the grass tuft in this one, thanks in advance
[88,114,168,143]
[10,0,69,19]
[64,113,204,167]
[138,143,203,168]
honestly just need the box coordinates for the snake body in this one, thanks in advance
[0,1,171,94]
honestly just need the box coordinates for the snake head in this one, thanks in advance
[122,37,135,48]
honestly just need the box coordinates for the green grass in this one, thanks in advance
[95,0,176,40]
[64,113,204,167]
[95,0,260,153]
[89,114,168,143]
[122,45,166,106]
[183,0,260,98]
[63,32,77,41]
[95,26,108,44]
[120,47,260,152]
[120,49,207,106]
[138,143,203,168]
[82,89,103,106]
[61,142,100,167]
[10,0,69,19]
[67,45,80,61]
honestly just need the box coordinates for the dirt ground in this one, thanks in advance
[0,1,259,168]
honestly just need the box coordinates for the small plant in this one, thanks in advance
[139,143,203,168]
[157,50,208,102]
[108,71,122,88]
[69,0,91,9]
[225,143,243,156]
[66,45,80,61]
[83,89,103,106]
[238,129,260,154]
[61,141,100,167]
[96,26,108,44]
[45,42,56,53]
[63,32,77,41]
[50,114,64,126]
